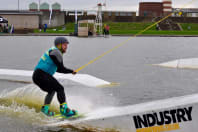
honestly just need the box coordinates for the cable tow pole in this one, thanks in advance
[75,0,196,73]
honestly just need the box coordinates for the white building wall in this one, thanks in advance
[1,15,39,29]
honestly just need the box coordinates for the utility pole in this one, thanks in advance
[18,0,20,11]
[38,0,41,11]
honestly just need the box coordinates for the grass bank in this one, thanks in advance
[34,22,198,35]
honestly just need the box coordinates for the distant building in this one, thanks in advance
[139,2,163,17]
[0,10,41,29]
[40,2,49,11]
[139,0,172,17]
[103,11,136,22]
[172,8,198,17]
[52,2,61,11]
[65,10,136,22]
[162,0,172,15]
[103,11,136,17]
[29,2,61,12]
[29,2,38,11]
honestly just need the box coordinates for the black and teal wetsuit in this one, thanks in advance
[32,46,73,105]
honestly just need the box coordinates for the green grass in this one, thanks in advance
[34,29,73,34]
[105,22,156,30]
[180,23,198,31]
[143,30,198,35]
[108,22,198,35]
[34,22,198,35]
[110,30,198,35]
[34,23,75,34]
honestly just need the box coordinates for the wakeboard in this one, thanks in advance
[54,113,85,121]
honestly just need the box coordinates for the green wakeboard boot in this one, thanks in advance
[60,103,77,118]
[41,105,55,116]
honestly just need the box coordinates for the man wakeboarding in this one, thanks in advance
[32,37,77,118]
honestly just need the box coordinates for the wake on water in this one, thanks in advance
[0,82,111,130]
[0,84,94,114]
[0,77,119,132]
[0,84,56,129]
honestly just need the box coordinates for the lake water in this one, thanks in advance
[0,36,198,131]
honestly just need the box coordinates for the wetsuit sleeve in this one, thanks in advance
[49,49,73,74]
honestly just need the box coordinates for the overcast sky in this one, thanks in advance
[0,0,198,11]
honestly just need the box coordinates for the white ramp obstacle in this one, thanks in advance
[154,58,198,69]
[0,69,114,87]
[49,93,198,132]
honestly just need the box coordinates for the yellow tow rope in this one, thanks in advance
[75,0,196,73]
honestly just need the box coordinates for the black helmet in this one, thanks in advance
[54,37,69,47]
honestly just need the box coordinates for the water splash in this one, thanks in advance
[0,82,116,132]
[0,84,95,119]
[0,101,48,124]
[0,84,59,112]
[0,84,58,126]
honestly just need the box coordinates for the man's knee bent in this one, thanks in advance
[54,84,65,93]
